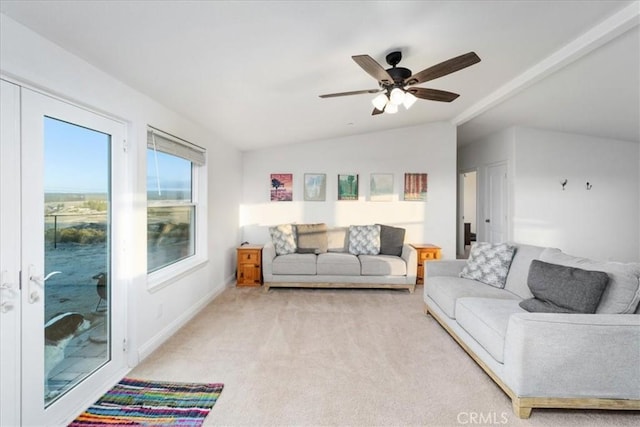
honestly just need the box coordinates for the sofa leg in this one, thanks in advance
[512,400,532,419]
[423,303,430,316]
[408,284,415,294]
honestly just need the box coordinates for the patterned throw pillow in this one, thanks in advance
[348,225,381,255]
[460,242,516,288]
[269,224,297,255]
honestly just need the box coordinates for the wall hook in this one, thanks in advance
[560,179,567,190]
[586,182,593,190]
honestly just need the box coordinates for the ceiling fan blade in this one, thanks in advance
[405,52,481,85]
[319,89,382,98]
[372,107,384,115]
[352,55,394,85]
[407,87,460,102]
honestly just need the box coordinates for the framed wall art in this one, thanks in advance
[404,173,428,201]
[369,173,394,201]
[303,173,326,201]
[270,173,293,201]
[337,174,358,200]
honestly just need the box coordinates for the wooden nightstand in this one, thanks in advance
[410,244,442,285]
[236,244,263,286]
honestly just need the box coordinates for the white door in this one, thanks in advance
[486,162,508,243]
[3,86,129,426]
[0,79,22,427]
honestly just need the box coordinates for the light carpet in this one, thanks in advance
[130,286,639,426]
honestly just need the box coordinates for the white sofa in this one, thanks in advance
[263,226,417,292]
[423,243,640,418]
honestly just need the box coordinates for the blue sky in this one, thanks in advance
[44,117,191,195]
[44,117,109,193]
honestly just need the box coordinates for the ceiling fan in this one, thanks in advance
[319,51,481,115]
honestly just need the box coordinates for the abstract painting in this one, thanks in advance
[404,173,428,201]
[304,173,326,201]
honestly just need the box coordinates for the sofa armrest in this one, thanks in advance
[262,241,276,279]
[425,259,467,278]
[503,313,640,399]
[401,244,417,282]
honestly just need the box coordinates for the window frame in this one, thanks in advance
[146,127,207,291]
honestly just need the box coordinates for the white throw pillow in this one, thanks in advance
[348,225,381,255]
[460,242,516,288]
[269,224,297,255]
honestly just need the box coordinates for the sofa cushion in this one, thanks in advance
[456,298,525,363]
[327,227,349,253]
[503,243,546,299]
[296,223,328,254]
[460,242,516,288]
[520,260,609,314]
[348,225,381,255]
[269,224,297,255]
[426,276,520,319]
[540,249,640,314]
[377,224,405,257]
[272,253,317,275]
[317,253,360,276]
[359,254,407,276]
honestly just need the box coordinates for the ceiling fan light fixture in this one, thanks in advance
[384,103,398,114]
[403,92,417,109]
[389,87,405,105]
[371,93,388,111]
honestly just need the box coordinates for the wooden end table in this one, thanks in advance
[410,244,442,285]
[236,244,263,286]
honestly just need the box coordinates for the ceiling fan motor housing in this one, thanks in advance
[384,51,411,86]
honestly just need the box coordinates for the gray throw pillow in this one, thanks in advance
[519,298,577,313]
[269,224,297,255]
[460,242,516,288]
[296,223,328,254]
[520,260,609,314]
[348,225,381,255]
[377,224,405,257]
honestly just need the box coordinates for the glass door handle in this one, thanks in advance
[27,266,61,303]
[30,270,61,286]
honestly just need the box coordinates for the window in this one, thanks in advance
[147,127,206,282]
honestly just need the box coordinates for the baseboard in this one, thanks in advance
[137,284,226,361]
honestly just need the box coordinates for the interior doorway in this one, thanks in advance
[458,170,477,258]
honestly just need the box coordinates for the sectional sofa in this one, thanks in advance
[424,243,640,418]
[262,223,417,292]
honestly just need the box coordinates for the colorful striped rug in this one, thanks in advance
[69,377,224,426]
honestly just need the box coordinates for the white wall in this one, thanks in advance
[459,125,639,262]
[0,14,243,363]
[458,127,515,242]
[241,122,458,259]
[513,127,639,262]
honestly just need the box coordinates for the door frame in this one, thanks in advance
[458,169,478,255]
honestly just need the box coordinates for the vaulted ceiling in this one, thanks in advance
[1,1,638,150]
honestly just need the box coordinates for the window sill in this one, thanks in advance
[147,256,208,293]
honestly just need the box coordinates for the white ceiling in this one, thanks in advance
[1,0,638,150]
